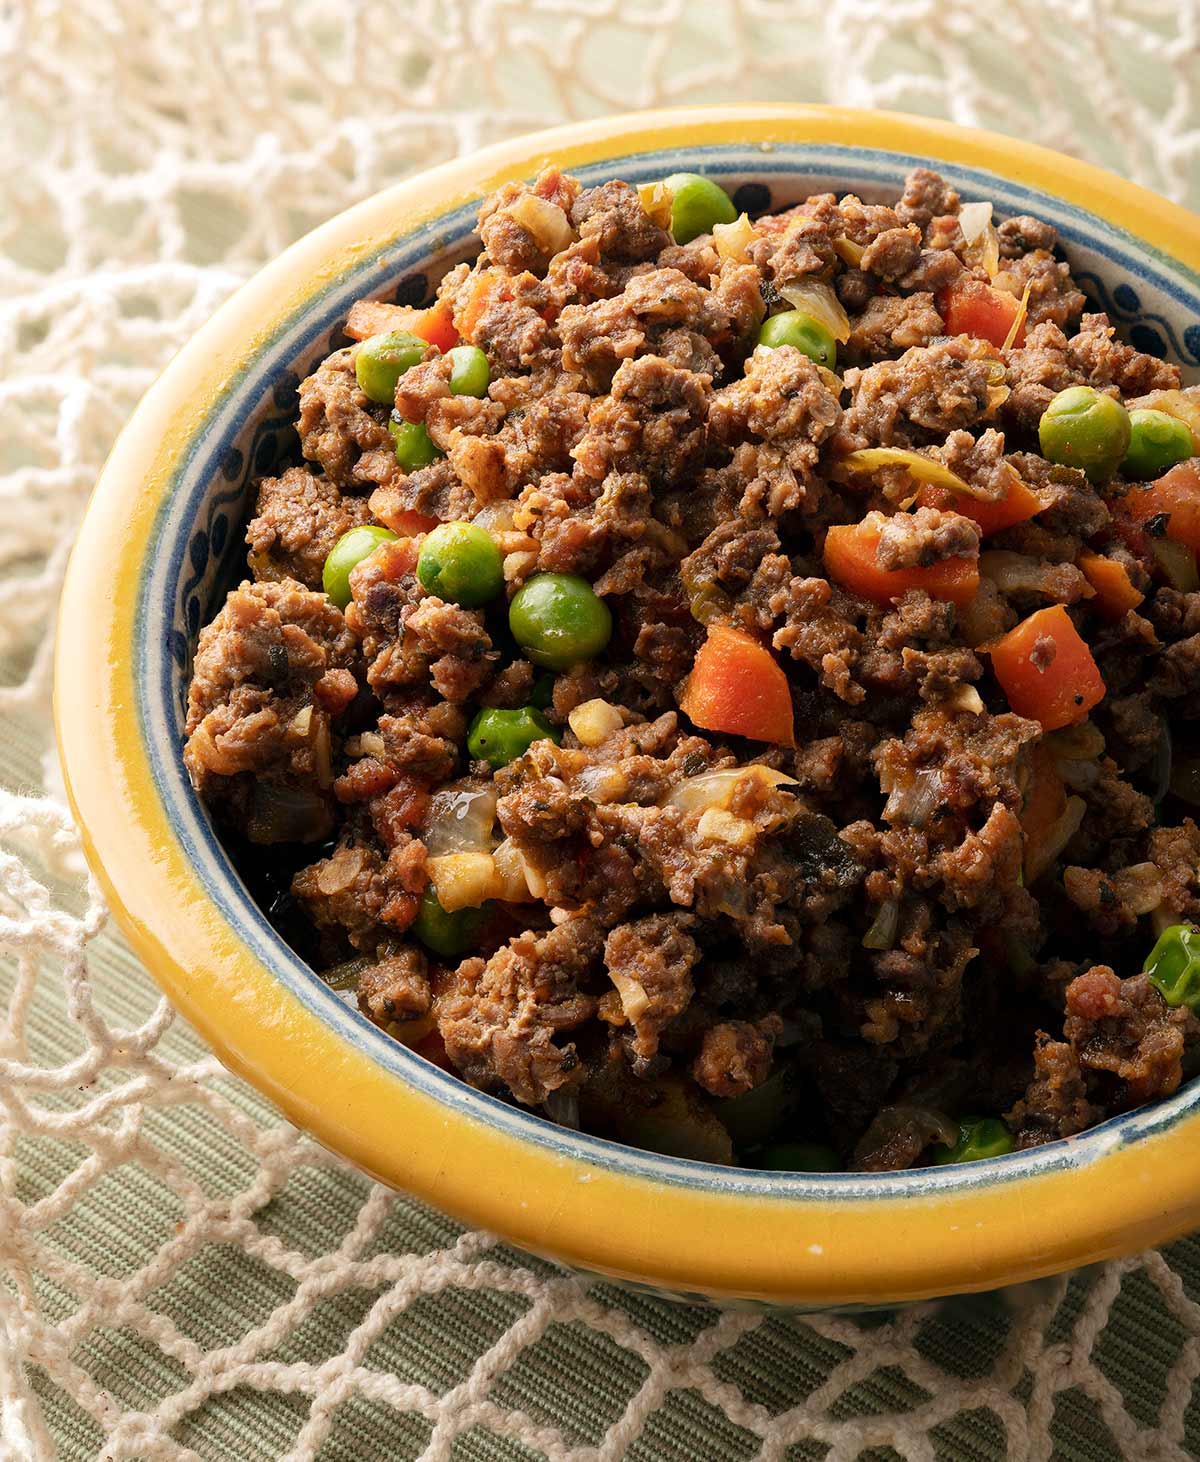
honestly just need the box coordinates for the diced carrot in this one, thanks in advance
[986,604,1105,731]
[343,297,458,351]
[344,298,413,341]
[938,277,1026,349]
[1078,552,1144,620]
[679,625,795,747]
[457,268,509,339]
[823,518,980,608]
[411,299,459,352]
[917,477,1046,537]
[1119,457,1200,553]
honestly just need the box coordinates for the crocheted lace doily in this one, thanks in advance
[4,3,1200,1458]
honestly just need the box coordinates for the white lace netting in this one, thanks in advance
[4,3,1200,1457]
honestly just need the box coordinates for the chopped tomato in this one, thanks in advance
[1119,457,1200,553]
[938,277,1026,349]
[917,477,1046,536]
[343,296,459,351]
[987,605,1105,730]
[823,518,980,608]
[1077,551,1144,620]
[679,625,795,747]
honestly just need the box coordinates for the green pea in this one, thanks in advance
[1123,409,1194,481]
[662,171,737,245]
[933,1116,1014,1165]
[322,524,397,609]
[390,416,444,472]
[1038,385,1131,484]
[417,522,504,607]
[760,1142,839,1173]
[1144,923,1200,1008]
[508,572,613,670]
[467,705,560,769]
[411,888,488,959]
[447,344,490,398]
[354,330,428,404]
[757,310,837,370]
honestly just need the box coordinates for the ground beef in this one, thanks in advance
[604,913,699,1068]
[840,337,1000,446]
[845,292,944,361]
[438,916,602,1104]
[293,835,428,952]
[297,348,399,493]
[993,250,1085,329]
[247,468,372,589]
[691,1016,780,1098]
[186,161,1199,1171]
[357,947,431,1026]
[571,179,672,261]
[874,506,980,572]
[997,215,1059,258]
[559,267,728,391]
[894,168,960,232]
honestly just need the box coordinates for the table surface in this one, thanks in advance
[3,2,1200,1458]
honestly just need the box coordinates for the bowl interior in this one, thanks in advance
[136,139,1200,1207]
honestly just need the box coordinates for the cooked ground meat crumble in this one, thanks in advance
[184,164,1200,1171]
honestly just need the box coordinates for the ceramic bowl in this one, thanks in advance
[56,105,1200,1310]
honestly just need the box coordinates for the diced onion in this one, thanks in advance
[609,968,650,1023]
[426,852,497,911]
[1150,537,1200,592]
[696,808,756,846]
[316,842,365,895]
[568,698,625,747]
[1046,722,1106,761]
[838,447,985,499]
[862,898,901,950]
[422,784,498,858]
[712,212,757,262]
[543,1088,581,1129]
[817,364,846,398]
[958,201,993,245]
[506,193,576,256]
[472,502,516,533]
[833,236,865,267]
[491,837,535,902]
[637,181,674,230]
[1001,279,1032,352]
[945,684,985,715]
[1118,863,1164,916]
[1126,387,1200,451]
[663,765,797,813]
[882,768,945,828]
[779,279,851,343]
[1025,794,1086,884]
[320,956,371,993]
[1044,722,1106,791]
